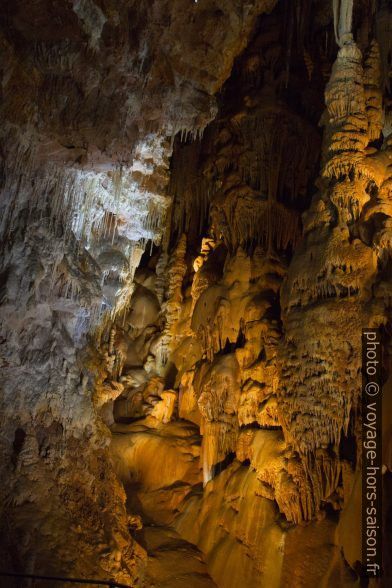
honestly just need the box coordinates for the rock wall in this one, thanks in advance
[1,1,392,587]
[108,2,392,586]
[0,0,278,584]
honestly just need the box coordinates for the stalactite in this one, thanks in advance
[323,41,368,180]
[211,192,301,253]
[363,40,383,142]
[277,10,391,530]
[333,0,354,48]
[168,137,211,242]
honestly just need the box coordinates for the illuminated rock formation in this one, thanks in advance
[0,0,278,583]
[1,1,392,587]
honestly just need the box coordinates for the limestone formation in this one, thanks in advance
[1,1,392,587]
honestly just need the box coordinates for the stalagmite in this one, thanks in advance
[156,234,188,374]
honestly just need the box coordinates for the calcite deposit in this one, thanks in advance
[1,1,391,587]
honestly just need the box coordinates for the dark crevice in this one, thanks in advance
[212,452,236,477]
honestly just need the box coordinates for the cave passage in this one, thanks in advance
[0,1,391,587]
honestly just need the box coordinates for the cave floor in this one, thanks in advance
[112,421,216,587]
[136,524,216,588]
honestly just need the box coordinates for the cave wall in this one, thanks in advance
[0,0,279,584]
[108,1,392,586]
[1,0,392,587]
